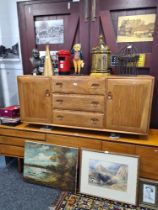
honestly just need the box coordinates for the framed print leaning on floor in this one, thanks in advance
[79,149,139,205]
[139,178,158,209]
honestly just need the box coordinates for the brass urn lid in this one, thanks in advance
[92,35,110,54]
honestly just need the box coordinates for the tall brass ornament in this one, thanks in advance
[43,45,54,76]
[91,35,111,76]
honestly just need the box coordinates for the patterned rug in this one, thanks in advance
[48,192,152,210]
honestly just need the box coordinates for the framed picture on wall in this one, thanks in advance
[117,14,156,43]
[139,178,158,209]
[79,149,139,205]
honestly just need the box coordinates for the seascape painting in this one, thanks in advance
[88,159,128,192]
[117,14,156,42]
[23,141,78,192]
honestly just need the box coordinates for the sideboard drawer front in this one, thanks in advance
[52,76,106,95]
[136,145,158,180]
[0,128,45,141]
[0,145,24,157]
[47,134,101,150]
[102,141,136,154]
[53,94,105,113]
[0,136,25,146]
[53,110,104,128]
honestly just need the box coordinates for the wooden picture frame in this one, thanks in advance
[139,178,158,209]
[79,149,139,205]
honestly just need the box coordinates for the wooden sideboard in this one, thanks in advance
[18,75,154,135]
[0,123,158,180]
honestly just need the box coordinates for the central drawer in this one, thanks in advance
[53,110,104,128]
[53,94,105,113]
[52,76,106,95]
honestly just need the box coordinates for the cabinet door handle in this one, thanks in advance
[91,83,99,88]
[56,115,64,120]
[107,92,113,100]
[45,89,50,97]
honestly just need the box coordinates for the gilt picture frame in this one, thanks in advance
[23,141,78,192]
[79,149,139,205]
[117,14,156,43]
[139,178,158,209]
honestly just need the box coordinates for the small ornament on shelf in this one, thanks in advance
[115,44,139,75]
[43,45,54,76]
[71,43,84,75]
[91,35,111,76]
[30,48,43,75]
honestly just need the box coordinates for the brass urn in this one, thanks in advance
[91,35,111,75]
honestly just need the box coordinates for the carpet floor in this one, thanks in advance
[0,158,59,210]
[49,192,153,210]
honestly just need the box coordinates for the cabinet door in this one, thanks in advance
[18,76,52,123]
[106,78,154,134]
[18,0,90,74]
[91,0,158,128]
[136,145,158,180]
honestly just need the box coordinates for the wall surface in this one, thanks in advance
[0,0,28,107]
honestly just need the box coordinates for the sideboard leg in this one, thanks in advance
[17,158,23,173]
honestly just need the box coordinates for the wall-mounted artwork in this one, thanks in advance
[117,14,156,43]
[0,43,19,59]
[23,141,78,192]
[35,19,64,44]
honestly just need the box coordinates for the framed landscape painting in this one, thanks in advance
[23,141,78,192]
[79,149,139,205]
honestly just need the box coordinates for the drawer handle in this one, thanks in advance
[56,115,64,120]
[45,89,50,97]
[91,118,99,124]
[91,83,99,88]
[56,99,63,104]
[55,82,63,87]
[91,101,99,106]
[154,149,158,153]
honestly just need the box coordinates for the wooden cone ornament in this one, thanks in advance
[43,45,53,76]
